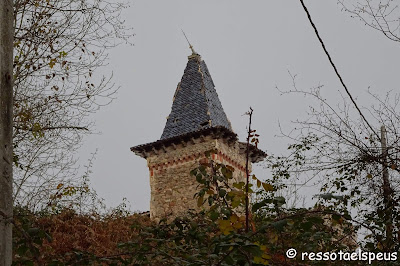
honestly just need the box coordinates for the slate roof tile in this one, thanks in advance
[160,54,232,140]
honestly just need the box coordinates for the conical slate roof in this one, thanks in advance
[160,53,232,140]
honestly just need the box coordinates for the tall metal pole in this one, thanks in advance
[380,125,393,250]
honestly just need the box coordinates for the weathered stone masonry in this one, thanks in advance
[146,135,249,219]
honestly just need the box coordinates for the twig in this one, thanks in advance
[14,126,89,131]
[245,107,254,233]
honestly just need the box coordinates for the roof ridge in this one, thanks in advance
[197,58,212,127]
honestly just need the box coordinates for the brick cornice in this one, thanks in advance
[149,150,246,174]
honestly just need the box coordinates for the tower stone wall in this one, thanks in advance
[146,135,249,221]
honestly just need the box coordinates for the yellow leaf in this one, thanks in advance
[197,196,204,207]
[218,220,233,235]
[254,254,270,265]
[254,257,263,264]
[227,191,235,197]
[207,189,214,195]
[257,179,261,188]
[49,58,57,68]
[262,183,274,192]
[230,214,238,223]
[232,200,240,208]
[218,220,231,230]
[367,173,373,179]
[226,165,235,172]
[233,222,242,229]
[269,232,278,244]
[262,253,271,259]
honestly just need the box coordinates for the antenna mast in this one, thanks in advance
[181,30,197,55]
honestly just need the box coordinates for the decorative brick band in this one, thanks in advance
[149,150,246,175]
[212,151,246,172]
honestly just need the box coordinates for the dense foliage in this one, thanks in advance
[12,151,359,265]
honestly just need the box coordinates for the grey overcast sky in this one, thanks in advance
[77,1,400,212]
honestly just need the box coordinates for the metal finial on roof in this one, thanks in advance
[181,30,197,55]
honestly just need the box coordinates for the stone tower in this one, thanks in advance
[131,51,265,220]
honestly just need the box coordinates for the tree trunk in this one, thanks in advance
[0,0,14,264]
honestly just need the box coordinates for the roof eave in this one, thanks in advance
[131,126,237,159]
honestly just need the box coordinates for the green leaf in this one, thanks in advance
[318,193,333,200]
[343,213,352,220]
[208,196,214,205]
[17,245,28,256]
[209,211,219,221]
[225,170,233,179]
[272,219,287,232]
[190,169,198,176]
[252,199,271,212]
[242,244,262,256]
[300,221,313,231]
[273,196,286,207]
[27,227,40,236]
[221,166,227,176]
[199,165,206,174]
[196,174,203,183]
[233,182,245,189]
[224,255,235,264]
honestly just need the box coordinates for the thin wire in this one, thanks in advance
[299,0,379,140]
